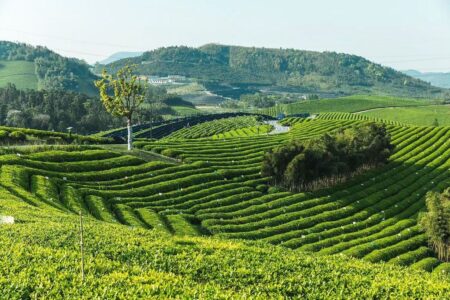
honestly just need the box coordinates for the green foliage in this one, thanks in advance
[0,83,123,134]
[262,123,394,191]
[164,116,264,140]
[95,65,148,149]
[1,114,450,296]
[9,130,26,141]
[102,44,444,97]
[1,201,449,298]
[95,65,146,119]
[419,189,450,261]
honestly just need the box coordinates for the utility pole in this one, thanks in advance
[79,210,85,283]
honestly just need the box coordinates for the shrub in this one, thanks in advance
[9,131,26,141]
[419,188,450,261]
[0,130,9,140]
[161,149,182,158]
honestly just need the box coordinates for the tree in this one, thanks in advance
[95,65,146,150]
[419,189,450,262]
[262,123,394,191]
[433,118,439,127]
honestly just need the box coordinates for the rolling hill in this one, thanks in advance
[0,60,38,90]
[404,70,450,89]
[1,112,449,297]
[0,41,98,95]
[1,184,448,298]
[100,44,447,99]
[260,94,443,116]
[2,116,450,271]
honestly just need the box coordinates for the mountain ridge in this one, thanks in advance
[403,69,450,89]
[98,51,143,65]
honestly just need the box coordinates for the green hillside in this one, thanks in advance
[102,44,446,98]
[0,60,38,89]
[1,191,448,298]
[2,117,450,270]
[360,105,450,126]
[1,114,450,297]
[260,95,442,116]
[0,41,97,95]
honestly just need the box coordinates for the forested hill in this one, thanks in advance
[0,41,97,95]
[102,44,445,98]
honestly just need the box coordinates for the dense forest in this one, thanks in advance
[102,44,446,98]
[0,83,118,133]
[0,41,97,94]
[0,84,189,134]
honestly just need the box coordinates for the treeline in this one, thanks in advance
[0,84,120,134]
[0,41,97,94]
[220,93,320,109]
[0,84,189,134]
[262,123,394,191]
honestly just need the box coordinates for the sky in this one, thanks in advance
[1,0,450,72]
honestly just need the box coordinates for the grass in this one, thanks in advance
[360,105,450,126]
[171,105,202,116]
[166,82,205,94]
[0,60,38,90]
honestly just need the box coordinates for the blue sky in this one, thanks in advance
[1,0,450,72]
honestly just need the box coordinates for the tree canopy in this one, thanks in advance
[95,65,147,150]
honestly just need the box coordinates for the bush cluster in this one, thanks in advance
[262,122,394,191]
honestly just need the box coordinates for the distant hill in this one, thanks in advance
[98,51,143,65]
[100,44,446,99]
[0,41,98,95]
[403,70,450,89]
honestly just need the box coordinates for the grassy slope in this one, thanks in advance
[360,105,450,126]
[262,95,440,116]
[0,192,449,299]
[0,60,38,89]
[0,59,96,95]
[170,105,202,116]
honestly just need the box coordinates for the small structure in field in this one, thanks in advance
[0,215,15,224]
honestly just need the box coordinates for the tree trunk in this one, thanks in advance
[127,118,133,151]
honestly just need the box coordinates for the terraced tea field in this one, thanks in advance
[360,105,450,126]
[260,95,439,117]
[99,112,270,141]
[2,116,449,275]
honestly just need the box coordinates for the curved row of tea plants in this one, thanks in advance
[1,118,449,274]
[163,116,265,139]
[1,188,448,298]
[0,126,112,145]
[211,124,273,139]
[98,112,271,140]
